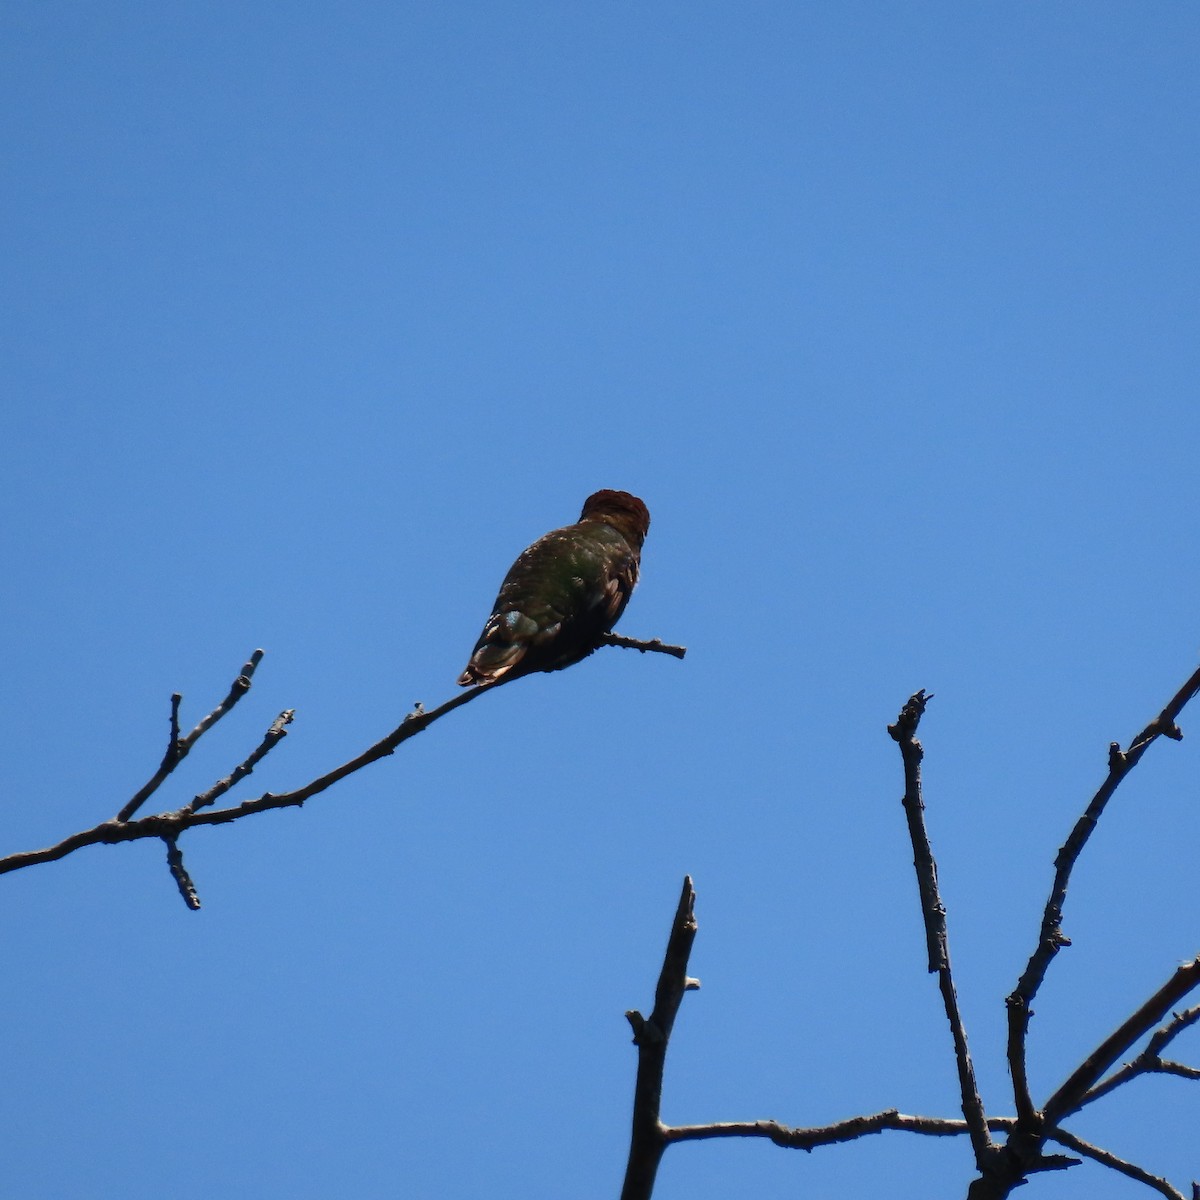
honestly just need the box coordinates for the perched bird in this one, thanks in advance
[457,489,650,686]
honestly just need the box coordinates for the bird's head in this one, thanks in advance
[580,489,650,549]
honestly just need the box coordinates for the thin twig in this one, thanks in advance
[118,650,266,822]
[888,690,995,1171]
[1044,1127,1188,1200]
[1157,1060,1200,1082]
[598,633,687,660]
[620,876,700,1200]
[1043,957,1200,1123]
[667,1113,1200,1196]
[1081,1004,1200,1108]
[0,683,500,878]
[1006,662,1200,1123]
[1146,1004,1200,1058]
[181,709,295,816]
[2,630,684,894]
[667,1110,1019,1149]
[164,836,201,911]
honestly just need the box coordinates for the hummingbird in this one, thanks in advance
[457,489,651,686]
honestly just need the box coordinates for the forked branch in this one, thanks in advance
[1080,1004,1200,1109]
[617,672,1200,1199]
[0,633,684,907]
[1006,661,1200,1124]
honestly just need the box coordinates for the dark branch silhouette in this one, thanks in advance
[888,689,996,1173]
[620,876,699,1200]
[5,628,1196,1195]
[118,649,265,822]
[1043,959,1200,1125]
[597,632,687,659]
[0,634,684,907]
[619,665,1200,1199]
[1006,663,1200,1122]
[1080,1004,1200,1109]
[1046,1127,1189,1200]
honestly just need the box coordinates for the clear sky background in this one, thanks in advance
[2,3,1198,1198]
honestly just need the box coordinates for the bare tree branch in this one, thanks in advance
[666,1112,1104,1182]
[118,649,265,822]
[181,709,295,817]
[1146,1004,1200,1060]
[164,835,201,910]
[1080,1004,1200,1108]
[0,678,495,883]
[667,1110,1020,1149]
[1156,1060,1200,1082]
[598,633,687,660]
[1,633,685,906]
[888,690,996,1173]
[1006,661,1200,1122]
[1043,958,1200,1123]
[650,1090,1197,1198]
[1044,1127,1188,1200]
[615,681,1199,1199]
[10,636,1198,1195]
[620,876,700,1200]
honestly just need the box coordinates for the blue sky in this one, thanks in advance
[2,3,1199,1197]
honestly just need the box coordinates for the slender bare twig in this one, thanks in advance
[1136,1003,1200,1060]
[1006,662,1200,1122]
[617,682,1197,1198]
[888,690,995,1172]
[0,683,498,880]
[667,1111,1081,1183]
[620,876,700,1200]
[164,836,201,910]
[1044,1127,1188,1200]
[1081,1004,1200,1109]
[1157,1060,1200,1082]
[598,633,687,660]
[1043,957,1200,1123]
[118,650,265,822]
[181,709,295,817]
[667,1110,1019,1148]
[887,691,946,973]
[1,633,683,903]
